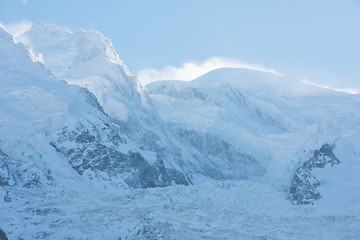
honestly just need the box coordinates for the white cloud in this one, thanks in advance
[137,57,283,85]
[22,0,28,4]
[0,20,33,38]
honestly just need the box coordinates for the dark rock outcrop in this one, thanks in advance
[0,150,14,187]
[0,229,8,240]
[3,191,11,203]
[51,122,189,188]
[290,143,340,205]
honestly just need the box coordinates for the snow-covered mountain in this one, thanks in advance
[1,25,360,239]
[147,68,360,183]
[15,24,268,183]
[0,26,191,191]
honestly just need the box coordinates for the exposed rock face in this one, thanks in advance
[303,143,340,169]
[0,150,14,187]
[3,191,11,203]
[51,122,189,188]
[290,144,340,204]
[0,26,190,190]
[0,229,8,240]
[2,25,273,191]
[1,149,54,189]
[290,167,321,204]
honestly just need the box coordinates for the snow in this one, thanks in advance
[1,180,360,239]
[147,67,360,186]
[1,24,360,239]
[313,131,360,208]
[17,24,139,121]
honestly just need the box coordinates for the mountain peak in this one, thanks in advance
[16,24,141,121]
[17,24,131,78]
[192,67,335,97]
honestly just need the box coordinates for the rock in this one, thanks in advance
[3,191,11,203]
[52,122,189,188]
[0,150,14,187]
[0,229,8,240]
[290,143,340,205]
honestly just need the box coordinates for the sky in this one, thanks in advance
[0,0,360,91]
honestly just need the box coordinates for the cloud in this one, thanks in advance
[0,20,33,38]
[22,0,28,4]
[137,57,283,85]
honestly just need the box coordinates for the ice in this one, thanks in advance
[1,181,360,239]
[1,24,360,239]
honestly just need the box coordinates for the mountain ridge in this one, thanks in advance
[1,25,360,239]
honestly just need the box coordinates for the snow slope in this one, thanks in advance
[147,68,360,185]
[16,25,267,182]
[0,25,360,239]
[18,24,142,121]
[0,27,190,191]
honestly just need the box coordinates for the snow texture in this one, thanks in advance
[1,25,360,239]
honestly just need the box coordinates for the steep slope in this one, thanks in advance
[15,25,192,183]
[147,68,360,197]
[5,23,360,199]
[17,25,266,182]
[1,25,360,239]
[18,25,139,121]
[0,27,188,190]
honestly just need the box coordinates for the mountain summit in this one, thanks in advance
[1,25,360,239]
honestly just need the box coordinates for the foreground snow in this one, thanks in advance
[2,180,360,240]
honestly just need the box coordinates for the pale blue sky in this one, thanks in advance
[1,0,360,90]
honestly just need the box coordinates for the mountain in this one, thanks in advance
[147,68,360,184]
[16,24,267,183]
[0,26,190,191]
[1,25,360,239]
[147,67,360,207]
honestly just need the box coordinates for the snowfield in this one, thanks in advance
[2,181,360,240]
[1,25,360,239]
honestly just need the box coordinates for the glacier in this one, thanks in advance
[0,25,360,239]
